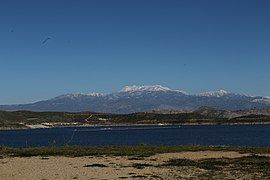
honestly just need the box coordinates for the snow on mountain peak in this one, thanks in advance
[87,93,105,97]
[54,92,105,100]
[121,85,171,93]
[54,93,85,100]
[252,97,270,104]
[198,90,230,97]
[174,89,189,95]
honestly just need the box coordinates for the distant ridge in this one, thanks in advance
[0,85,269,113]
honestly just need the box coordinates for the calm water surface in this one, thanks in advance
[1,125,270,148]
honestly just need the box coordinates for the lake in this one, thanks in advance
[1,125,270,148]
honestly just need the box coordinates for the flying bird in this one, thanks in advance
[42,37,51,44]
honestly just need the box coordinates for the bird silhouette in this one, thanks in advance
[42,37,51,44]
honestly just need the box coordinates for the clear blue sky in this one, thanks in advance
[1,0,270,104]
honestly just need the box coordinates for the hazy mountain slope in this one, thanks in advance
[235,108,270,116]
[194,107,241,119]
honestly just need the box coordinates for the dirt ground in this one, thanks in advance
[0,151,262,180]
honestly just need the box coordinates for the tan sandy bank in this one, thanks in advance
[0,151,261,180]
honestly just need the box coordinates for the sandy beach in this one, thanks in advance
[0,150,262,180]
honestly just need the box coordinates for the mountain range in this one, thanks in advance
[1,85,269,114]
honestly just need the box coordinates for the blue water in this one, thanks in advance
[1,125,270,148]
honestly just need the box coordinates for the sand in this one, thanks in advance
[0,151,252,180]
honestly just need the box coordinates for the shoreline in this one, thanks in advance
[1,121,270,131]
[1,145,270,156]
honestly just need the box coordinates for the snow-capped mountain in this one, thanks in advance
[121,85,188,95]
[55,92,105,99]
[121,85,172,93]
[197,90,230,97]
[0,85,269,113]
[87,93,105,97]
